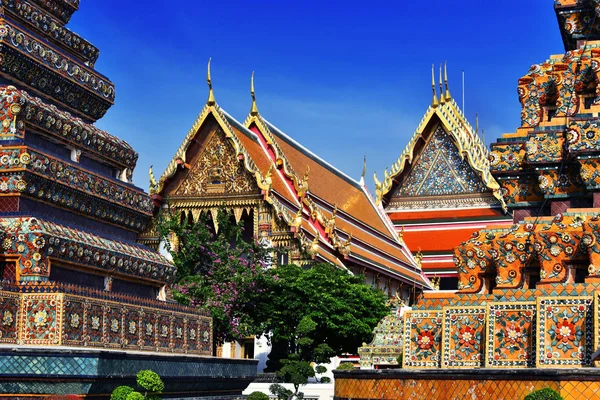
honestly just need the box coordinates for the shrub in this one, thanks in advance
[247,391,270,400]
[137,369,165,393]
[336,362,355,370]
[111,386,135,400]
[125,393,145,400]
[524,388,563,400]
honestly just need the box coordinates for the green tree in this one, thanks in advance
[523,388,563,400]
[264,263,389,370]
[156,207,273,344]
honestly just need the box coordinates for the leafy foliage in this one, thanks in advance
[157,208,273,344]
[264,263,389,366]
[125,393,145,400]
[523,388,564,400]
[336,362,356,370]
[111,386,134,400]
[136,370,164,394]
[247,391,270,400]
[269,383,294,400]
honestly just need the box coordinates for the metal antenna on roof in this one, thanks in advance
[462,69,465,113]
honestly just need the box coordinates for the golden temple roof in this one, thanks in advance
[376,87,506,210]
[154,64,431,289]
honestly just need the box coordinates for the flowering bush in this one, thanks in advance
[157,207,274,344]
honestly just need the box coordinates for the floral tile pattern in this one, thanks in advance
[442,306,486,368]
[402,310,442,369]
[19,293,63,345]
[0,290,19,344]
[486,302,536,368]
[537,296,593,367]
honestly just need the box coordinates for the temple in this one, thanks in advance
[337,1,600,399]
[0,1,255,397]
[147,66,432,300]
[374,64,512,289]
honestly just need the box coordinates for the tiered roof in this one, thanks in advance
[154,66,431,289]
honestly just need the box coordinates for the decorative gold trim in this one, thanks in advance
[376,98,506,211]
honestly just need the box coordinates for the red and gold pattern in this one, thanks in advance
[486,302,536,368]
[402,310,443,369]
[537,297,593,367]
[442,306,486,368]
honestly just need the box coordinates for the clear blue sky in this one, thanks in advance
[68,1,562,192]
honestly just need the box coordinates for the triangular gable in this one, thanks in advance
[172,126,260,197]
[377,99,506,210]
[394,125,488,197]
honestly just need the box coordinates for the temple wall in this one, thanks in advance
[334,369,600,400]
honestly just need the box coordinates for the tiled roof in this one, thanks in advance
[245,115,430,288]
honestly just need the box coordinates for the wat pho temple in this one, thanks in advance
[4,0,600,398]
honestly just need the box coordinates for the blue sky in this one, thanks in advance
[68,1,563,192]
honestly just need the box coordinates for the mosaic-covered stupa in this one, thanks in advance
[0,1,255,397]
[337,1,600,399]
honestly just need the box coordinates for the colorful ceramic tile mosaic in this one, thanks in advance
[442,306,486,368]
[18,292,63,345]
[0,290,19,344]
[402,310,443,369]
[537,296,594,367]
[486,302,536,368]
[395,126,487,197]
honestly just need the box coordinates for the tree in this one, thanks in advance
[156,207,273,344]
[263,263,389,370]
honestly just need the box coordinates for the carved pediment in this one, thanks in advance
[392,125,487,199]
[173,128,260,197]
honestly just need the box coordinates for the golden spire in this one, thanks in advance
[361,155,367,179]
[431,64,439,108]
[207,58,215,106]
[476,113,479,135]
[482,128,485,144]
[444,62,451,101]
[250,71,259,116]
[149,165,157,194]
[439,64,445,105]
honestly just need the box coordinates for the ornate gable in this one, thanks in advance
[173,127,260,197]
[394,125,487,198]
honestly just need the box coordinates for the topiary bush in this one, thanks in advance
[111,386,135,400]
[524,388,564,400]
[137,369,165,394]
[125,392,145,400]
[336,362,355,370]
[247,391,270,400]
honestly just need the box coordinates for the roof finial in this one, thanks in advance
[476,112,479,135]
[439,64,445,105]
[207,58,215,106]
[431,64,439,108]
[482,128,485,144]
[444,62,451,101]
[361,155,367,179]
[250,71,259,116]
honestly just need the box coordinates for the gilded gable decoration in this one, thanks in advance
[173,128,259,197]
[376,66,506,210]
